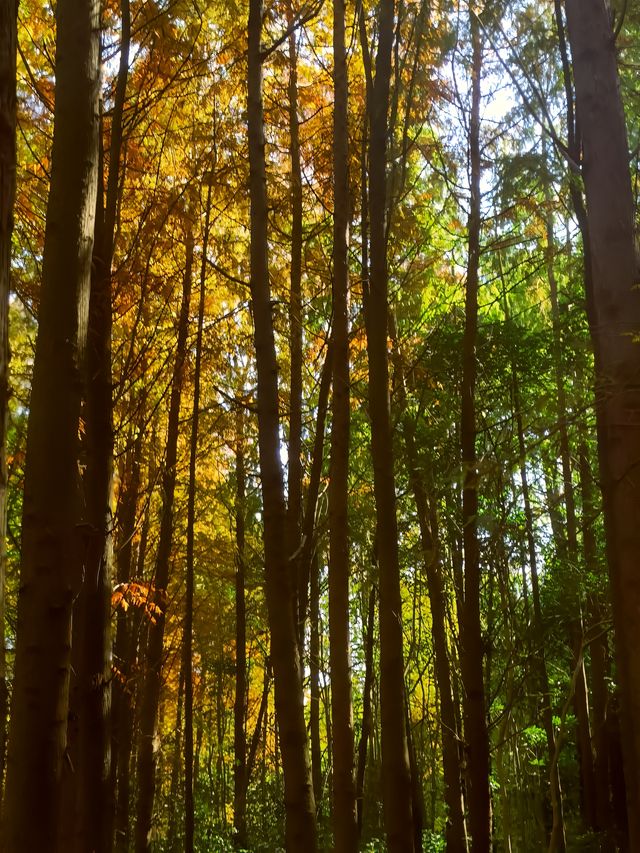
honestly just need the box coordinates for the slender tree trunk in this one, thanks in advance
[285,0,304,628]
[459,12,491,852]
[328,0,357,846]
[112,421,143,853]
[167,661,185,853]
[564,0,640,844]
[578,443,612,843]
[233,405,249,849]
[0,0,16,805]
[246,0,316,846]
[310,552,323,816]
[184,181,212,853]
[364,0,414,843]
[134,229,193,853]
[356,585,375,837]
[1,0,100,846]
[297,346,332,648]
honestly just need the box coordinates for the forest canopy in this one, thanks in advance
[0,0,639,851]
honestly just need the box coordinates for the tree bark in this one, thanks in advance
[285,0,304,629]
[564,1,640,844]
[328,0,357,846]
[364,0,415,843]
[459,11,491,852]
[1,0,100,846]
[247,0,317,846]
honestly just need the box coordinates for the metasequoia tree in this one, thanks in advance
[285,0,304,636]
[246,0,317,847]
[363,0,415,845]
[564,0,640,844]
[1,0,100,847]
[58,3,132,848]
[459,8,491,851]
[328,0,357,846]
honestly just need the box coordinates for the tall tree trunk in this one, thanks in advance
[285,0,304,629]
[62,6,131,846]
[184,181,212,853]
[0,0,16,805]
[246,0,317,847]
[134,229,193,853]
[564,2,640,844]
[364,0,414,843]
[328,0,357,846]
[233,405,249,849]
[1,0,100,846]
[459,12,491,851]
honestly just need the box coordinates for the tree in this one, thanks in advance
[364,0,415,844]
[328,0,358,845]
[1,0,100,846]
[459,9,491,851]
[564,0,640,844]
[246,0,317,846]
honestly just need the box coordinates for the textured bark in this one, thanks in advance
[247,0,317,846]
[364,0,414,843]
[134,231,193,853]
[60,5,130,846]
[564,1,640,844]
[0,0,16,805]
[1,0,100,846]
[459,12,491,852]
[328,0,357,846]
